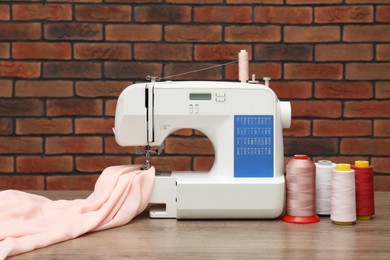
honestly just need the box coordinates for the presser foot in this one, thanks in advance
[137,144,165,170]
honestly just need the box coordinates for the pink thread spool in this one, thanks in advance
[238,50,248,83]
[282,155,320,224]
[331,164,356,225]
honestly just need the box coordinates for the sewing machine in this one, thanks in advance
[114,77,291,219]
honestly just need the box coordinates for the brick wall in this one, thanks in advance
[0,0,389,190]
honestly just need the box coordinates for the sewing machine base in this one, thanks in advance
[149,172,285,219]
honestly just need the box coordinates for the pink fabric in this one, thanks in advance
[0,165,155,259]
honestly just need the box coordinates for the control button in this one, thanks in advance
[189,104,193,114]
[216,97,226,102]
[216,92,226,97]
[195,104,199,114]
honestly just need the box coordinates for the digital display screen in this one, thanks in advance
[189,93,212,100]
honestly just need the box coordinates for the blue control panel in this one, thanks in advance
[234,115,274,178]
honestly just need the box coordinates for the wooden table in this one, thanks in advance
[9,191,390,259]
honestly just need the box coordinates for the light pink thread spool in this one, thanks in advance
[282,155,320,224]
[331,164,356,225]
[238,50,248,83]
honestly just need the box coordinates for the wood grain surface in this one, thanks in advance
[9,191,390,260]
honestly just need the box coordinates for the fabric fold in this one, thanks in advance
[0,165,155,259]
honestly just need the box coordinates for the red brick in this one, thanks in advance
[225,63,281,80]
[76,156,131,172]
[0,80,12,97]
[374,120,390,137]
[0,43,9,58]
[346,0,389,4]
[227,0,282,3]
[165,137,214,155]
[166,25,222,42]
[255,7,311,24]
[346,63,390,80]
[104,137,136,154]
[0,176,44,190]
[74,43,131,60]
[106,0,161,2]
[315,82,373,99]
[193,157,214,172]
[48,0,102,2]
[0,99,43,116]
[288,0,341,3]
[16,118,72,135]
[75,118,114,134]
[344,101,390,118]
[104,62,161,80]
[255,44,312,61]
[0,119,12,135]
[346,0,389,3]
[315,6,373,23]
[285,63,343,80]
[377,45,390,61]
[13,4,72,21]
[134,44,192,61]
[164,63,223,81]
[270,81,312,99]
[285,138,338,155]
[313,120,371,137]
[44,23,102,40]
[0,5,10,20]
[76,81,129,97]
[376,6,390,23]
[0,137,42,154]
[46,137,102,154]
[316,44,373,61]
[43,62,101,79]
[105,100,116,116]
[16,156,73,173]
[0,62,40,78]
[0,157,13,173]
[344,25,390,42]
[283,120,311,137]
[341,138,390,156]
[167,0,221,3]
[284,26,340,43]
[106,25,161,41]
[13,42,71,60]
[195,45,252,61]
[376,82,390,99]
[225,26,280,43]
[171,129,193,136]
[195,6,251,23]
[0,23,41,40]
[135,5,191,23]
[375,176,390,191]
[15,80,73,97]
[292,101,342,118]
[134,156,192,172]
[371,158,390,174]
[46,175,99,190]
[47,99,103,116]
[76,5,130,21]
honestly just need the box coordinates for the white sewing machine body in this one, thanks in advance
[114,81,291,219]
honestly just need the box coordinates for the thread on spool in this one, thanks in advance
[315,160,335,215]
[238,50,249,83]
[282,155,320,224]
[331,164,356,225]
[352,161,375,220]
